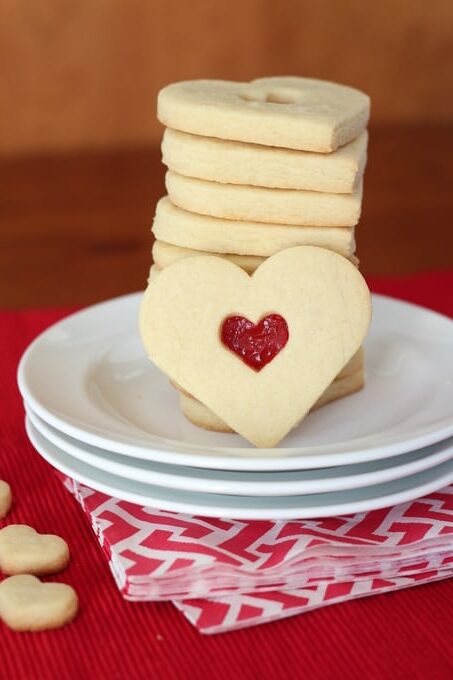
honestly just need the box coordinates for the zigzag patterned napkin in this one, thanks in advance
[60,476,453,632]
[175,567,453,634]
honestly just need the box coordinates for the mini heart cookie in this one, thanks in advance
[0,575,78,632]
[0,525,70,575]
[0,481,12,519]
[140,246,371,447]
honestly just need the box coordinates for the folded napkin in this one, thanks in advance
[59,474,453,632]
[175,567,453,634]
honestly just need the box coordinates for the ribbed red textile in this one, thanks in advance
[1,273,452,680]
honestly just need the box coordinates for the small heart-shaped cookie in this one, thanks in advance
[0,525,70,575]
[0,575,78,631]
[0,481,12,519]
[140,246,371,447]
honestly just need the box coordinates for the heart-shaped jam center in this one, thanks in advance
[221,314,289,371]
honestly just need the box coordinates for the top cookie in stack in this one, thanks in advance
[152,76,370,274]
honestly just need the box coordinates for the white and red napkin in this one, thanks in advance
[61,476,453,634]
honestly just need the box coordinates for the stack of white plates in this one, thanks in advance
[18,292,453,520]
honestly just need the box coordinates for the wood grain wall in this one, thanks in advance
[1,0,452,155]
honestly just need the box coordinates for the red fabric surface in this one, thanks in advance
[1,272,452,680]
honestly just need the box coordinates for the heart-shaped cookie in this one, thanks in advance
[140,246,371,447]
[0,575,78,631]
[0,525,70,575]
[0,481,12,519]
[158,77,370,152]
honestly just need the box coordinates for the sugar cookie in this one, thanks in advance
[152,240,359,275]
[140,246,371,447]
[153,198,356,257]
[171,347,363,394]
[0,525,70,576]
[166,171,362,227]
[0,575,78,632]
[148,265,159,283]
[180,368,365,433]
[158,77,370,152]
[152,240,265,274]
[0,481,12,519]
[162,128,368,193]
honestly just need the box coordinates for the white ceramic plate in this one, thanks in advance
[25,417,453,520]
[26,406,453,497]
[18,292,453,471]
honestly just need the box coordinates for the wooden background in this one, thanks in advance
[1,0,453,155]
[1,1,452,307]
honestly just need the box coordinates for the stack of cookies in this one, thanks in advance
[149,77,370,434]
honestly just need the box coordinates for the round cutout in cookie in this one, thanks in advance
[153,198,356,257]
[158,77,370,152]
[166,171,362,227]
[162,128,368,193]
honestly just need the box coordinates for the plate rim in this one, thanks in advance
[26,405,453,497]
[25,415,453,520]
[17,291,453,471]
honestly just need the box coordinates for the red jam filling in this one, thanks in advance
[220,314,289,371]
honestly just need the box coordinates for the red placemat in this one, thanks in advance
[1,272,453,679]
